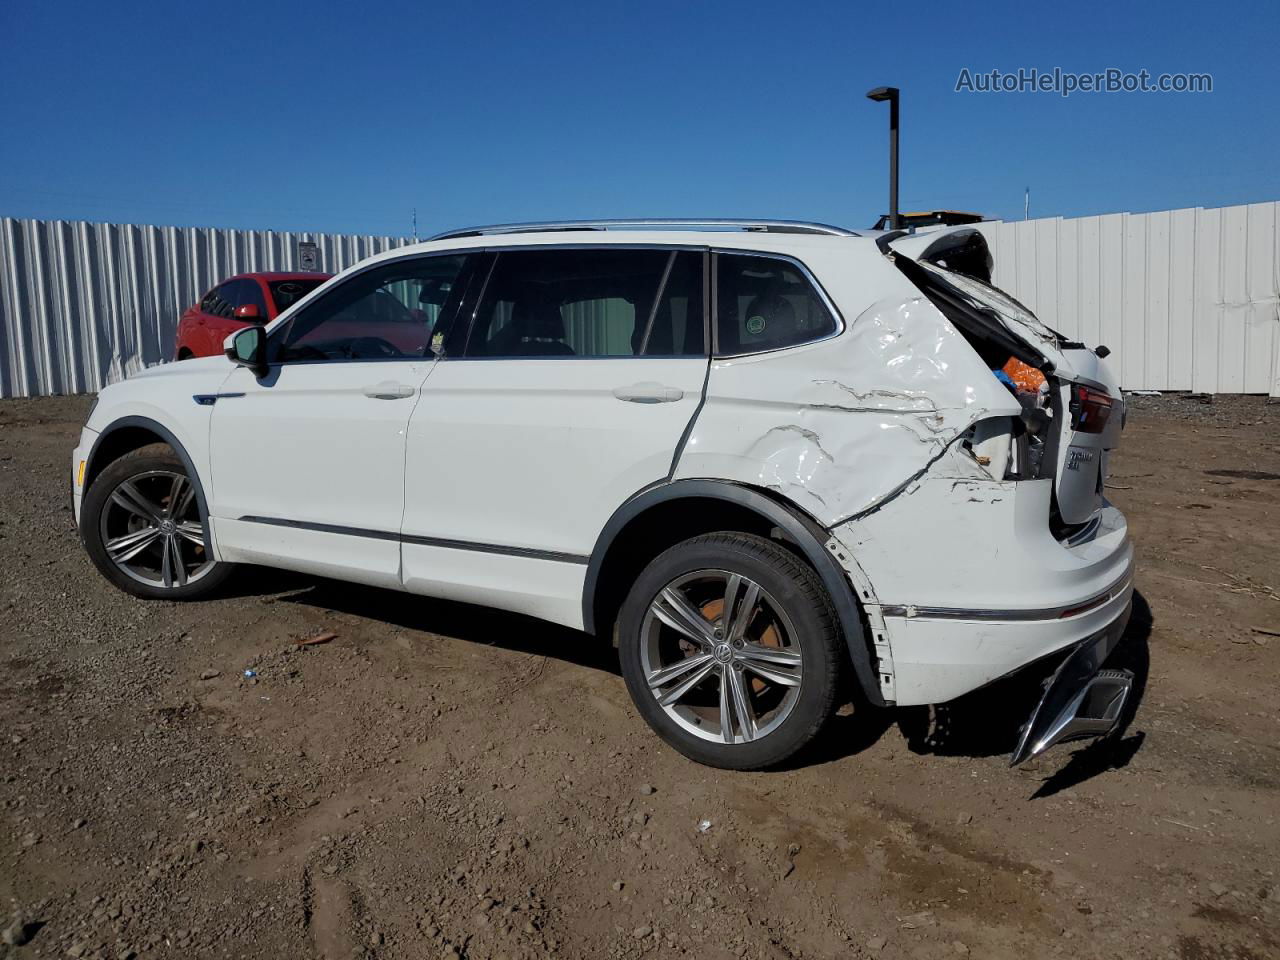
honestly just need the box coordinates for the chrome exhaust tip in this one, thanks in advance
[1011,667,1133,766]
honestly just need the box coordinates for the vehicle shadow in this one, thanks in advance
[225,567,1152,787]
[229,567,622,676]
[885,591,1153,795]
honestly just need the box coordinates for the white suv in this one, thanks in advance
[71,219,1134,769]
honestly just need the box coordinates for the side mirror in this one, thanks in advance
[233,303,262,321]
[225,326,269,379]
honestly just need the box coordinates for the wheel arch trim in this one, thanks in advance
[583,479,886,707]
[84,416,214,556]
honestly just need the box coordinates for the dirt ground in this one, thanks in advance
[2,393,1278,960]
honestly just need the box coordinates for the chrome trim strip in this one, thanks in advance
[427,218,859,243]
[879,571,1133,622]
[236,515,589,565]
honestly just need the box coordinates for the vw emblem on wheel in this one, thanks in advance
[713,642,733,663]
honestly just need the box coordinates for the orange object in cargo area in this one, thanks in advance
[1002,356,1047,393]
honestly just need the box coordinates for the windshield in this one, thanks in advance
[269,278,327,313]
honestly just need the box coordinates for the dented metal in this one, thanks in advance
[675,294,1022,525]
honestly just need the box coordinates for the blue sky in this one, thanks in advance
[2,0,1276,236]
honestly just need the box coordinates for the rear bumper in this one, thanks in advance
[1009,603,1133,764]
[830,476,1135,706]
[876,567,1133,705]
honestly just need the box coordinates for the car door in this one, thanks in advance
[207,253,472,588]
[197,280,241,356]
[400,246,710,628]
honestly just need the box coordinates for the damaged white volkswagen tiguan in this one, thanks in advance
[72,219,1134,770]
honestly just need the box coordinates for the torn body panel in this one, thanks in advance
[673,295,1022,526]
[830,472,1133,706]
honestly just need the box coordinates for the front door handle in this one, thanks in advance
[362,381,415,400]
[612,382,684,404]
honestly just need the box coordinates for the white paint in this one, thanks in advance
[674,291,1022,525]
[79,224,1138,720]
[207,358,437,587]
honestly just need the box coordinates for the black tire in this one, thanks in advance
[81,443,234,600]
[618,532,842,770]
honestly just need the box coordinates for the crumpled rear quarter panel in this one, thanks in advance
[674,294,1021,526]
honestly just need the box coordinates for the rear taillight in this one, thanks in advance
[1069,385,1113,434]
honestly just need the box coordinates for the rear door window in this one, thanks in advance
[464,248,705,358]
[714,254,837,355]
[202,281,238,318]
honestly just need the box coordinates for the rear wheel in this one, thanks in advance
[81,445,234,600]
[618,532,842,769]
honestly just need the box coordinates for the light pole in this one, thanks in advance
[865,86,900,230]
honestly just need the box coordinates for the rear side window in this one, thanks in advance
[465,248,705,358]
[715,254,837,355]
[201,281,237,318]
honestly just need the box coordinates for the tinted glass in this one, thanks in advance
[239,278,269,315]
[715,254,836,355]
[276,255,467,362]
[641,251,704,356]
[466,248,702,358]
[269,278,326,313]
[202,282,237,318]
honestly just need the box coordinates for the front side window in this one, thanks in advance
[715,254,837,355]
[465,248,705,358]
[274,255,467,362]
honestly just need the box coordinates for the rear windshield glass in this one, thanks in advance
[269,279,326,313]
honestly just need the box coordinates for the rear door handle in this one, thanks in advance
[612,382,684,404]
[362,381,416,400]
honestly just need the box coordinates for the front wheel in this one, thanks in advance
[618,532,843,770]
[80,444,234,600]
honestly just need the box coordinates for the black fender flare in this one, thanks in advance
[84,415,214,556]
[582,479,885,707]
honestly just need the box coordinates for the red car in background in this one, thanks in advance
[174,272,330,359]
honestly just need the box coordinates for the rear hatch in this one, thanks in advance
[885,228,1124,535]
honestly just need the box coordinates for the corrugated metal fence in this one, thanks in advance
[977,201,1280,397]
[0,218,408,398]
[2,204,1278,398]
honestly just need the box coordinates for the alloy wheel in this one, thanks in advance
[640,570,803,744]
[97,470,213,588]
